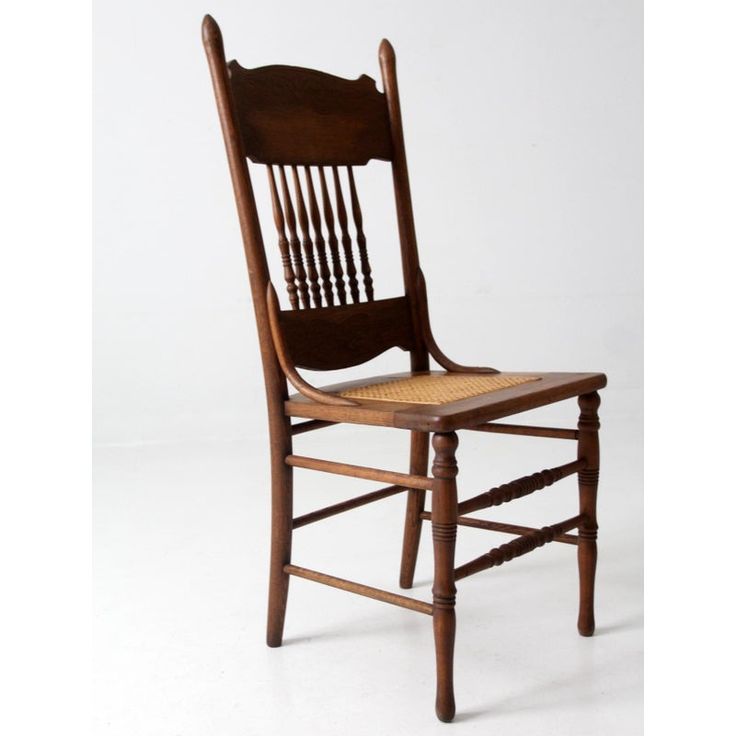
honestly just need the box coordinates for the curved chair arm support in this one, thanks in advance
[416,268,499,374]
[266,283,359,406]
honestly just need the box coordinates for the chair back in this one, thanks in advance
[202,16,429,400]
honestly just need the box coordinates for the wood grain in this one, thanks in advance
[577,392,600,636]
[277,297,416,371]
[318,166,348,305]
[430,432,459,722]
[347,167,374,300]
[304,167,334,306]
[227,62,393,165]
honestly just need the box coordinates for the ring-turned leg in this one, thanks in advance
[266,421,294,647]
[431,431,458,722]
[399,431,430,588]
[577,392,600,637]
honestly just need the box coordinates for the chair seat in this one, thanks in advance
[285,370,607,432]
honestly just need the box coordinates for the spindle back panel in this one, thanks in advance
[224,57,416,371]
[266,164,375,310]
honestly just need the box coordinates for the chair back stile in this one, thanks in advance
[201,17,288,423]
[202,18,430,404]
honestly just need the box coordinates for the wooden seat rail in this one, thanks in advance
[291,422,578,439]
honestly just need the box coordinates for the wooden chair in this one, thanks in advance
[202,15,606,723]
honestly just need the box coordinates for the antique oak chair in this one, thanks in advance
[202,15,606,723]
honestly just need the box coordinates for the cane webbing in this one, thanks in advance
[340,373,540,405]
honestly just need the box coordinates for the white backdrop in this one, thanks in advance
[94,0,641,446]
[94,2,642,733]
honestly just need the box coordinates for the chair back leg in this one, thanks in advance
[399,431,429,588]
[266,420,294,647]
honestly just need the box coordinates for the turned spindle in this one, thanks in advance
[291,166,322,308]
[318,166,347,305]
[267,165,299,310]
[278,165,310,309]
[347,166,374,301]
[332,166,361,303]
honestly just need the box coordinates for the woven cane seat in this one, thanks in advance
[340,373,540,405]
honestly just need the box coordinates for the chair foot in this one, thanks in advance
[266,573,290,647]
[433,608,456,722]
[577,526,597,637]
[436,703,456,723]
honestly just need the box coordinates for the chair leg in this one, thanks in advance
[399,431,429,589]
[430,431,458,722]
[266,424,294,647]
[577,392,600,637]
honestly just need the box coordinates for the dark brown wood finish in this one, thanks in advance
[577,392,600,636]
[203,16,607,722]
[318,166,347,306]
[399,430,429,589]
[430,432,459,723]
[276,297,416,371]
[265,162,379,309]
[291,167,322,307]
[289,418,337,435]
[267,165,300,310]
[457,458,585,516]
[202,17,294,649]
[469,422,579,440]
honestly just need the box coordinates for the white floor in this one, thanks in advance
[94,398,642,735]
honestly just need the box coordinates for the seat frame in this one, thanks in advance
[202,15,606,723]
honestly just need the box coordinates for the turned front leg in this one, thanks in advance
[431,432,458,722]
[577,392,600,637]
